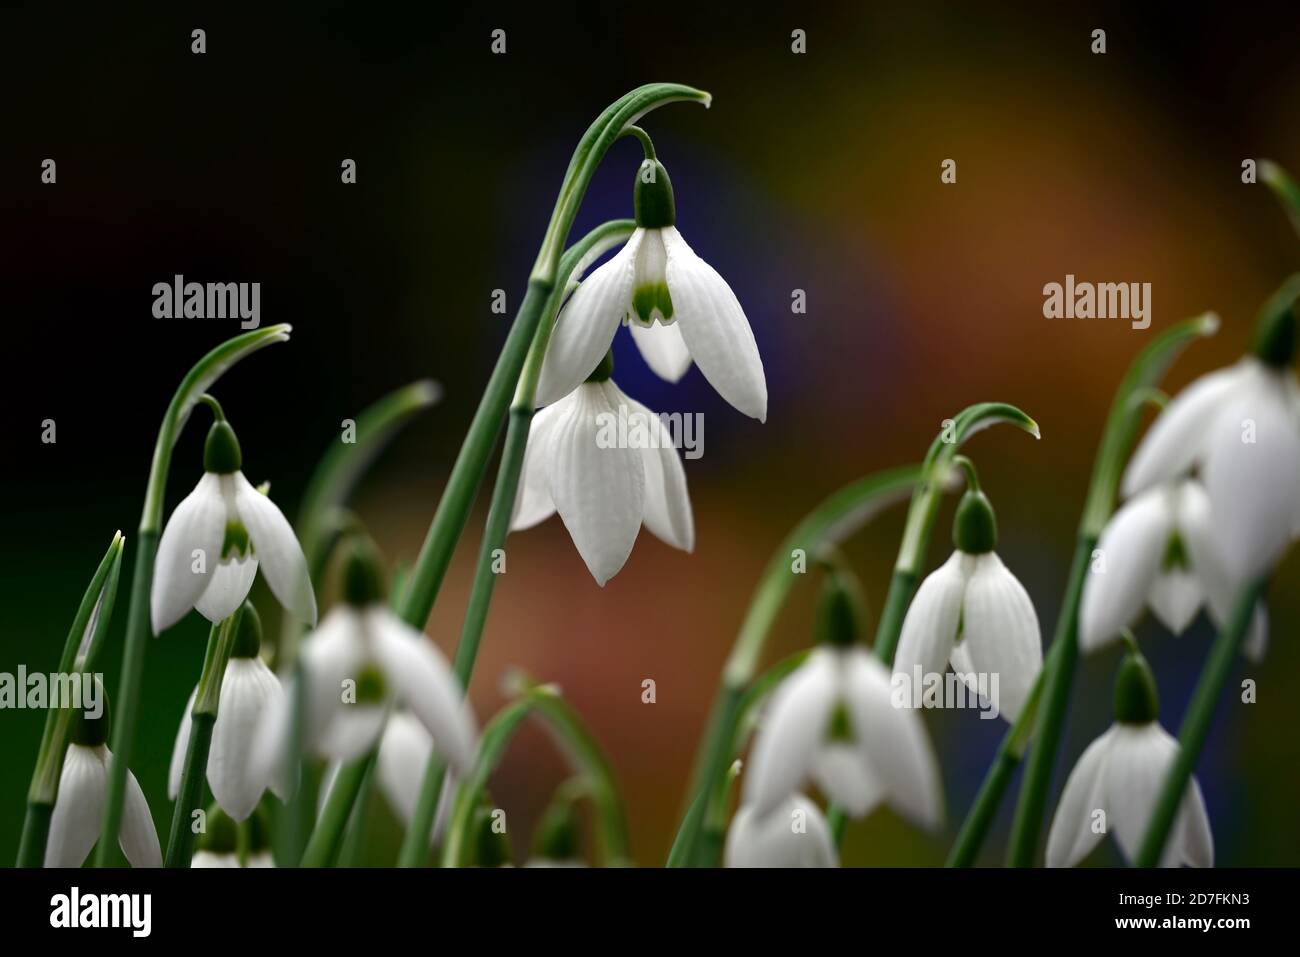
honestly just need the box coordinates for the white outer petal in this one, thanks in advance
[843,648,943,830]
[662,227,767,422]
[548,383,646,585]
[45,744,107,867]
[118,759,163,868]
[1104,723,1213,867]
[958,553,1042,723]
[615,386,694,552]
[377,711,435,825]
[208,657,283,820]
[299,607,368,752]
[194,555,259,624]
[1201,365,1300,584]
[1147,569,1203,635]
[1121,365,1244,496]
[535,231,642,406]
[369,608,477,774]
[233,472,317,625]
[723,796,838,868]
[168,688,198,799]
[742,649,838,819]
[151,473,226,634]
[510,400,563,531]
[892,552,969,693]
[629,320,693,382]
[1045,727,1116,867]
[1079,487,1173,652]
[810,744,882,817]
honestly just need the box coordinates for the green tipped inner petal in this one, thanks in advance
[221,521,251,560]
[632,282,674,326]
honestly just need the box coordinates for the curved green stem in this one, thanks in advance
[1004,314,1218,867]
[164,609,243,867]
[97,325,291,867]
[395,221,634,867]
[1134,579,1264,867]
[1261,160,1300,238]
[17,532,125,867]
[300,750,378,867]
[441,680,630,867]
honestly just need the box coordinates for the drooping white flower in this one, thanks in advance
[168,605,287,821]
[1046,652,1212,868]
[190,805,275,867]
[511,373,694,585]
[743,646,943,829]
[536,158,766,421]
[1122,356,1300,586]
[1079,479,1268,660]
[892,488,1042,722]
[299,544,477,771]
[46,740,161,868]
[152,414,316,634]
[724,795,839,868]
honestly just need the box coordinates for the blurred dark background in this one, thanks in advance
[3,2,1299,866]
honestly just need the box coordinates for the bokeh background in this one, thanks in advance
[3,2,1299,866]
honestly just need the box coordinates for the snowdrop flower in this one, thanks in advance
[1047,650,1212,868]
[724,794,839,868]
[892,481,1042,722]
[1080,479,1268,660]
[299,540,477,769]
[168,604,287,821]
[743,572,943,828]
[45,698,161,868]
[524,798,588,868]
[536,157,766,421]
[191,805,275,868]
[1122,296,1300,586]
[512,357,694,585]
[152,405,317,634]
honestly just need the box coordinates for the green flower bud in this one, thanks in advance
[230,602,263,659]
[585,350,615,384]
[203,419,243,474]
[953,489,998,554]
[532,800,581,862]
[1252,303,1297,368]
[1113,650,1160,725]
[633,158,676,229]
[342,537,386,608]
[815,569,864,649]
[468,801,512,868]
[70,678,110,748]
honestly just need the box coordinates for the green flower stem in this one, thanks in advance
[17,532,125,867]
[1261,160,1300,238]
[300,749,378,868]
[164,608,244,868]
[441,680,630,867]
[945,623,1059,867]
[1004,313,1218,867]
[97,325,292,867]
[337,758,378,868]
[670,466,921,867]
[828,805,849,848]
[1135,579,1265,867]
[875,402,1041,665]
[395,220,635,867]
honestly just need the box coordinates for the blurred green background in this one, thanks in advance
[3,2,1299,866]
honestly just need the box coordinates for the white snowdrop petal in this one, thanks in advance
[208,657,282,820]
[723,796,838,868]
[742,649,838,819]
[959,553,1042,723]
[548,384,646,585]
[191,850,239,868]
[510,401,563,531]
[844,649,944,830]
[233,473,316,625]
[299,608,368,751]
[892,551,968,692]
[810,744,882,817]
[1147,568,1203,636]
[1180,481,1266,659]
[369,609,478,774]
[1202,371,1300,585]
[1242,604,1269,662]
[168,688,198,800]
[617,387,694,552]
[118,762,163,868]
[629,320,693,382]
[1122,365,1243,496]
[194,555,259,624]
[152,473,227,634]
[377,711,435,825]
[535,231,643,407]
[663,227,767,422]
[315,707,389,763]
[1079,487,1172,652]
[45,744,108,868]
[1104,723,1212,868]
[1046,727,1115,868]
